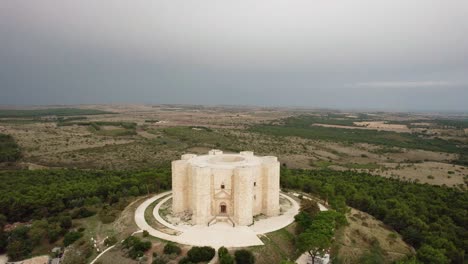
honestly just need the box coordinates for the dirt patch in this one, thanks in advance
[375,162,467,186]
[313,122,411,133]
[335,208,414,263]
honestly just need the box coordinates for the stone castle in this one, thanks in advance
[172,150,280,226]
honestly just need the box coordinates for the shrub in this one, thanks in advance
[178,257,194,264]
[63,231,83,246]
[163,242,181,255]
[122,236,152,259]
[71,207,96,219]
[235,249,255,264]
[152,255,169,264]
[218,246,229,258]
[220,254,235,264]
[104,236,117,246]
[187,246,215,262]
[218,246,234,264]
[143,230,149,237]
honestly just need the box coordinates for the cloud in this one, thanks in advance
[353,81,460,88]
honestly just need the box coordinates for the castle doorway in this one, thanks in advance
[220,203,227,214]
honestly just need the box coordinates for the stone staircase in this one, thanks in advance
[207,216,236,227]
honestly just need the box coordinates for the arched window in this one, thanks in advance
[254,182,256,187]
[221,184,225,189]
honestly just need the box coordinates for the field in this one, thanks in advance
[0,105,467,263]
[1,105,465,187]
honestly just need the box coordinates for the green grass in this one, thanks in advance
[162,126,241,151]
[343,163,382,170]
[251,116,464,154]
[0,108,113,118]
[312,160,334,168]
[58,121,138,137]
[0,133,21,162]
[0,119,45,124]
[389,119,468,129]
[90,127,137,137]
[276,114,363,127]
[251,225,300,264]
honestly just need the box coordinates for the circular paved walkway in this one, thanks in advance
[134,191,299,248]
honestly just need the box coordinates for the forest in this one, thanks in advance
[0,168,171,260]
[251,115,468,166]
[0,134,21,162]
[0,169,171,223]
[251,116,464,154]
[281,168,467,264]
[0,163,466,262]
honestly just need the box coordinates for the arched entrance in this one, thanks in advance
[220,203,227,214]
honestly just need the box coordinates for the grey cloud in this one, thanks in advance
[0,0,468,111]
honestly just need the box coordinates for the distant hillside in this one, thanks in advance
[0,108,113,118]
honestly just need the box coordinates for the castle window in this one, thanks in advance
[254,182,256,187]
[221,184,225,189]
[254,195,256,200]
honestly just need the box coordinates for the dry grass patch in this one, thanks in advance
[334,208,414,263]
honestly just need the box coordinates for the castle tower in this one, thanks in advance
[171,150,280,226]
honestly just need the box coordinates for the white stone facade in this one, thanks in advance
[172,150,280,226]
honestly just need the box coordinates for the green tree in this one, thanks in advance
[234,249,255,264]
[187,246,215,262]
[300,199,320,218]
[163,242,181,255]
[297,229,331,264]
[416,245,449,264]
[63,231,83,247]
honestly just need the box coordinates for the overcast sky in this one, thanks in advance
[1,0,468,111]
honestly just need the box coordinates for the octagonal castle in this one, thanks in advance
[172,150,280,226]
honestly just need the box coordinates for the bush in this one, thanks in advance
[104,236,117,246]
[218,246,229,258]
[178,257,194,264]
[122,236,152,259]
[164,242,182,255]
[220,254,235,264]
[186,246,215,262]
[63,231,83,246]
[235,249,255,264]
[71,207,96,219]
[152,255,169,264]
[218,246,234,264]
[143,230,149,237]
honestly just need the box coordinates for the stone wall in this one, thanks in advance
[171,150,280,226]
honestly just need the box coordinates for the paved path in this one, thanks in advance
[134,191,300,248]
[89,230,142,264]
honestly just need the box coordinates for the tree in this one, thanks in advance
[163,242,181,255]
[59,215,73,229]
[416,245,449,264]
[220,254,235,264]
[300,199,320,218]
[63,231,83,247]
[234,249,255,264]
[6,239,31,261]
[0,214,7,253]
[218,246,229,258]
[219,247,234,264]
[187,246,215,262]
[297,229,331,264]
